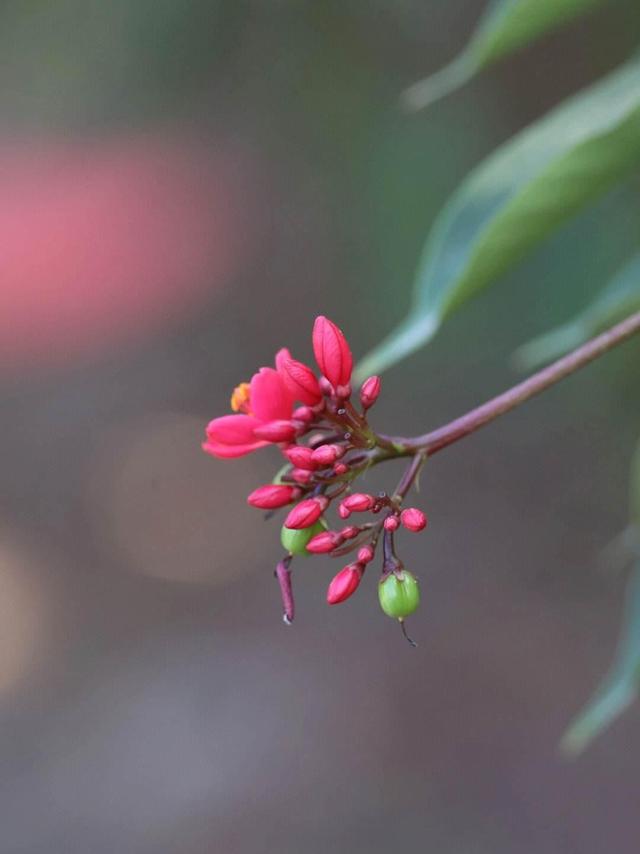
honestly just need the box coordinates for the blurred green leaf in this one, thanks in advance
[402,0,607,112]
[512,252,640,370]
[632,439,640,528]
[356,58,640,382]
[561,560,640,756]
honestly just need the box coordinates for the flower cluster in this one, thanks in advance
[203,316,428,641]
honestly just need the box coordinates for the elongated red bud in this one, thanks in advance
[306,530,344,554]
[312,316,353,388]
[247,484,300,509]
[400,508,428,532]
[338,504,351,520]
[340,525,360,539]
[253,420,297,442]
[360,376,381,410]
[284,496,329,529]
[290,468,314,485]
[384,515,400,532]
[357,545,375,564]
[278,355,323,405]
[285,446,317,470]
[326,563,362,605]
[341,493,375,512]
[311,444,345,466]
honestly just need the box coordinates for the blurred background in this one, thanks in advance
[1,1,640,852]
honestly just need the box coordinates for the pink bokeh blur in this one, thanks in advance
[0,132,256,376]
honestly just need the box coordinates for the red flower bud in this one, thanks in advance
[360,375,381,410]
[357,545,375,564]
[312,316,353,388]
[284,445,317,470]
[340,525,360,539]
[253,420,297,442]
[247,484,300,509]
[338,504,351,520]
[341,493,375,512]
[400,508,428,532]
[306,530,344,554]
[311,444,345,466]
[290,468,314,485]
[277,354,323,406]
[333,463,348,475]
[326,563,362,605]
[284,496,329,529]
[384,515,400,532]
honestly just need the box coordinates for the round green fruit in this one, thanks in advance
[378,570,420,620]
[281,519,327,556]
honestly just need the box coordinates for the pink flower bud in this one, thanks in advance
[333,463,348,475]
[384,515,400,532]
[338,504,351,520]
[357,545,375,564]
[292,405,314,423]
[335,383,352,400]
[318,376,334,397]
[253,420,297,442]
[247,484,300,509]
[284,446,317,470]
[306,530,344,554]
[284,496,329,529]
[360,376,381,410]
[290,468,314,485]
[341,493,375,512]
[312,316,353,388]
[277,354,323,405]
[340,525,360,539]
[311,444,345,466]
[326,563,362,605]
[400,508,428,532]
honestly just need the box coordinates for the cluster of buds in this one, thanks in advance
[203,316,428,642]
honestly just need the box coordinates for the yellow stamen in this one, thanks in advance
[230,382,252,414]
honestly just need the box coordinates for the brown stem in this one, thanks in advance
[383,310,640,455]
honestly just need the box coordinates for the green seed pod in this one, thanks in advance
[378,570,420,620]
[281,519,327,556]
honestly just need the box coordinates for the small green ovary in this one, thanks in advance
[281,520,327,556]
[378,570,420,620]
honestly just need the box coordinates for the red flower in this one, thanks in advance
[203,366,294,458]
[312,316,353,389]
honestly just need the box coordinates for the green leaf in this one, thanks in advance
[356,58,640,383]
[512,252,640,370]
[561,561,640,756]
[402,0,607,112]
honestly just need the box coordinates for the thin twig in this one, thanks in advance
[381,310,640,456]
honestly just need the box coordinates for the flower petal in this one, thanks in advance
[202,439,268,459]
[206,414,262,445]
[275,347,291,374]
[250,367,293,422]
